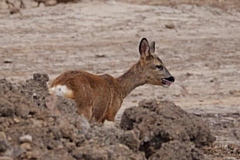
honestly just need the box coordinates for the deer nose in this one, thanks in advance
[166,76,175,82]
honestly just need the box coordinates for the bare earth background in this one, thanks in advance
[0,0,240,159]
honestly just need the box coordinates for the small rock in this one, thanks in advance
[0,141,8,152]
[32,93,38,99]
[9,8,20,15]
[7,136,12,141]
[65,142,75,151]
[95,54,106,58]
[15,104,30,118]
[20,143,32,151]
[42,121,48,127]
[103,120,116,129]
[0,132,8,152]
[72,146,108,160]
[165,23,175,29]
[3,59,13,63]
[19,135,32,143]
[233,129,240,140]
[57,144,64,149]
[31,119,43,128]
[0,99,15,117]
[25,151,33,159]
[30,150,41,159]
[48,117,55,123]
[45,0,57,6]
[0,132,7,141]
[51,127,62,140]
[120,130,140,151]
[13,117,20,123]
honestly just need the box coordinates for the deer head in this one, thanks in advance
[138,38,175,87]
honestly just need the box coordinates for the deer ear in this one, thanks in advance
[150,41,155,53]
[139,38,150,58]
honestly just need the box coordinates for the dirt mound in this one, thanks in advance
[0,73,215,159]
[120,99,216,159]
[0,74,145,159]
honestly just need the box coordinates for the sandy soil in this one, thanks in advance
[0,0,240,159]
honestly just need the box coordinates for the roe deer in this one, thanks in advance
[49,38,175,123]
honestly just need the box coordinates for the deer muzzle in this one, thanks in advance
[162,76,175,88]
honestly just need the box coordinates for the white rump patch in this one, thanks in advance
[49,85,73,98]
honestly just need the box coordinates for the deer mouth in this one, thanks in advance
[162,77,175,88]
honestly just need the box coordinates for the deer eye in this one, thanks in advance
[156,65,163,70]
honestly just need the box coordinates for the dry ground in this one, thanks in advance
[0,0,240,159]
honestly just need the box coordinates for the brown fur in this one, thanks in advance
[49,38,174,123]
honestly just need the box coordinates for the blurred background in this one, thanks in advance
[0,0,240,116]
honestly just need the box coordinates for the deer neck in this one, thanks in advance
[117,62,146,98]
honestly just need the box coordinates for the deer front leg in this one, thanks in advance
[105,111,116,121]
[103,103,121,127]
[106,101,122,122]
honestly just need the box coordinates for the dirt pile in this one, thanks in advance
[0,73,215,159]
[0,74,145,160]
[120,99,216,159]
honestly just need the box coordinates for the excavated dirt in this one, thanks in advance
[0,0,240,159]
[0,76,215,160]
[0,75,144,160]
[120,99,215,159]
